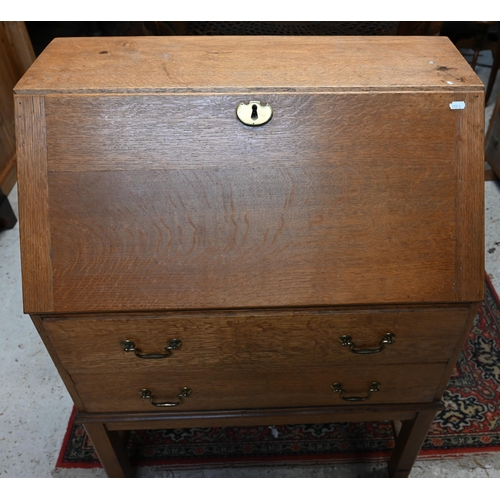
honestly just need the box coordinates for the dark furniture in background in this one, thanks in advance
[486,90,500,177]
[0,187,17,230]
[25,21,443,56]
[441,21,500,105]
[0,21,35,229]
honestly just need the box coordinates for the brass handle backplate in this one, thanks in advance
[236,100,273,126]
[121,339,182,359]
[338,333,395,354]
[139,387,192,407]
[330,382,381,402]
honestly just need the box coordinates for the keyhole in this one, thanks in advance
[251,104,258,120]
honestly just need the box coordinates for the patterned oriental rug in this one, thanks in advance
[57,277,500,470]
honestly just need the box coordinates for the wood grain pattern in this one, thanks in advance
[15,95,54,313]
[454,92,484,302]
[72,362,448,413]
[14,36,482,94]
[45,92,456,172]
[43,92,473,312]
[42,307,471,372]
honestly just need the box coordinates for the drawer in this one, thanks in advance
[71,362,448,413]
[42,306,471,373]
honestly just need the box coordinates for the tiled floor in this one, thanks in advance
[1,46,500,478]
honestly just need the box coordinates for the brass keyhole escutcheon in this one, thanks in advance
[236,101,273,126]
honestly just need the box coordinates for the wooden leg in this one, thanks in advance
[83,422,135,478]
[0,188,17,230]
[388,408,438,478]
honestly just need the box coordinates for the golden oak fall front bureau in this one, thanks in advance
[15,36,484,477]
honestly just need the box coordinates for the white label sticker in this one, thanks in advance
[449,101,466,110]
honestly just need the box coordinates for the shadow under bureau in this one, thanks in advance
[15,36,484,477]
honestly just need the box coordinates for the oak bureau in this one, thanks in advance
[15,36,484,477]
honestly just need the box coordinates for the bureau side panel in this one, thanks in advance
[15,95,54,313]
[30,314,85,410]
[433,301,481,398]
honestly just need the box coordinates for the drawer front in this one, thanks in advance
[70,362,448,413]
[43,306,470,373]
[29,91,482,313]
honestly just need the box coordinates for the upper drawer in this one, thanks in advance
[16,91,483,313]
[42,306,471,373]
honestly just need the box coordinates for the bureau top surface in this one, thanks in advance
[14,36,482,94]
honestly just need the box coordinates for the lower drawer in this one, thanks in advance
[72,362,448,413]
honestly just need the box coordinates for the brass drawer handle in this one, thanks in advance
[338,333,395,354]
[139,387,192,407]
[121,339,182,359]
[330,382,381,402]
